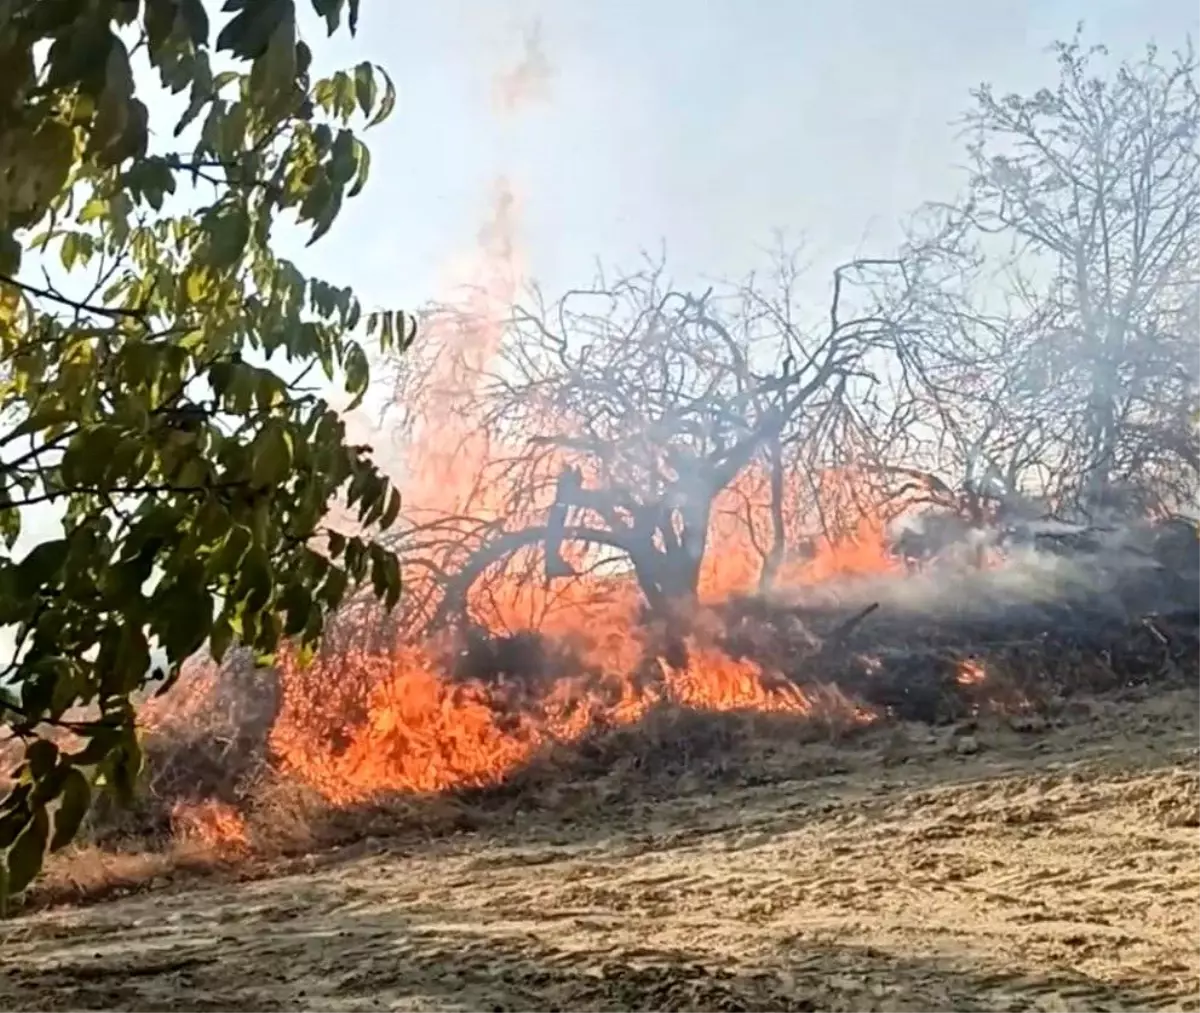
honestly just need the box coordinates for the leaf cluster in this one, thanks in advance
[0,0,411,903]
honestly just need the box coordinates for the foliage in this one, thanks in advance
[0,0,410,903]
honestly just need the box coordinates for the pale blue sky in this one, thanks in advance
[296,0,1198,310]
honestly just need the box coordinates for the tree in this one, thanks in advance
[955,29,1199,515]
[0,0,408,902]
[876,206,1075,519]
[389,251,919,631]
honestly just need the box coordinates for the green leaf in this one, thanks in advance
[49,769,91,852]
[300,172,341,245]
[353,61,377,118]
[343,341,369,409]
[310,0,344,36]
[0,0,409,884]
[0,800,30,850]
[100,733,143,808]
[0,233,20,275]
[328,129,357,185]
[380,488,402,529]
[212,526,253,576]
[344,536,365,579]
[180,0,211,46]
[369,543,401,609]
[15,540,69,598]
[319,564,348,607]
[6,808,48,895]
[368,65,396,127]
[0,496,21,550]
[347,138,371,198]
[236,546,274,615]
[209,615,234,662]
[251,422,293,487]
[251,2,298,103]
[280,580,312,636]
[204,202,251,271]
[78,197,107,223]
[59,232,79,270]
[216,0,291,61]
[25,740,59,780]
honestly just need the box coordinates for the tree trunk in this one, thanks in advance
[759,438,786,593]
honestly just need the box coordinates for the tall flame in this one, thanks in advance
[166,27,903,831]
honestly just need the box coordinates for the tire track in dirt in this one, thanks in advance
[2,688,1197,1012]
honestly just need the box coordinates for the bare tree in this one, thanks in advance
[954,30,1199,514]
[370,28,1198,644]
[390,251,919,631]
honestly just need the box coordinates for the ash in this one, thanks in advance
[719,522,1199,724]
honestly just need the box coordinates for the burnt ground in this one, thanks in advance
[3,683,1197,1012]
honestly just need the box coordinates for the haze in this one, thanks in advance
[299,0,1198,310]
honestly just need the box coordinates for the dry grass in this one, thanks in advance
[32,844,218,909]
[4,684,1197,1012]
[22,700,870,912]
[8,588,1196,915]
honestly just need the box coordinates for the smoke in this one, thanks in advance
[774,517,1196,627]
[380,19,554,507]
[492,19,555,114]
[372,17,1196,643]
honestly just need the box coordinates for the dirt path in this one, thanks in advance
[3,688,1198,1012]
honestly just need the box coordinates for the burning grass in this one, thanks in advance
[12,534,1195,914]
[11,204,1200,905]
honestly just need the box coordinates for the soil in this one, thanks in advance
[3,686,1197,1012]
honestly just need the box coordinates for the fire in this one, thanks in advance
[956,659,988,686]
[657,646,814,714]
[267,629,833,806]
[134,449,907,843]
[235,149,912,819]
[134,31,911,846]
[170,800,249,853]
[699,464,905,598]
[260,445,902,809]
[259,441,905,810]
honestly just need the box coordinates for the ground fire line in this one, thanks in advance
[117,510,1198,860]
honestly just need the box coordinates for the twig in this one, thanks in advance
[819,602,881,652]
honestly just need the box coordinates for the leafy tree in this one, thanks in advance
[0,0,409,903]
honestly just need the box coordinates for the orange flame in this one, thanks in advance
[139,35,914,847]
[170,800,249,853]
[260,220,909,818]
[266,632,836,806]
[264,462,902,809]
[956,659,987,686]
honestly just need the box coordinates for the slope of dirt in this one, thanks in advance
[3,687,1198,1013]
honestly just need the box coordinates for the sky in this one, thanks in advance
[294,0,1198,314]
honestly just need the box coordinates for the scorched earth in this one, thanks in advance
[3,683,1197,1013]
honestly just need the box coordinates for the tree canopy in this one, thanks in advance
[0,0,407,903]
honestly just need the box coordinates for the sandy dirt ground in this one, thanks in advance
[3,687,1198,1012]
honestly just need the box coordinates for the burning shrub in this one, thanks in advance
[80,657,278,850]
